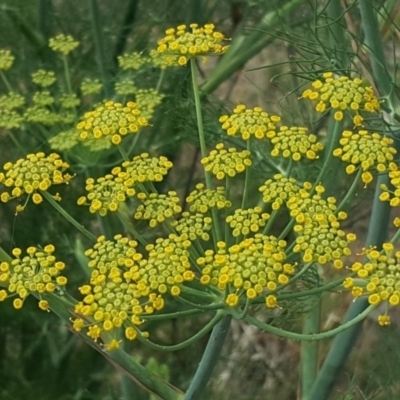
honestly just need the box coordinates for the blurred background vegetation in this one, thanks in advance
[1,0,400,399]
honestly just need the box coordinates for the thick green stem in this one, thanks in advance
[184,315,232,400]
[43,192,97,241]
[0,246,12,263]
[0,71,13,92]
[301,295,321,400]
[246,305,375,341]
[88,0,111,97]
[62,55,73,94]
[201,0,304,95]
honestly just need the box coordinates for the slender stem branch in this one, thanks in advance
[136,310,225,352]
[246,305,375,341]
[335,168,362,213]
[0,71,13,92]
[43,191,97,241]
[62,55,73,94]
[240,140,252,209]
[184,315,232,400]
[0,246,12,263]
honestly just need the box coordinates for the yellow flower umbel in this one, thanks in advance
[49,34,79,55]
[156,23,229,66]
[333,130,397,186]
[201,143,252,180]
[0,152,72,211]
[345,243,400,326]
[77,101,148,145]
[301,72,380,126]
[186,183,232,213]
[0,245,67,310]
[380,169,400,207]
[0,49,15,70]
[287,186,356,268]
[174,212,213,241]
[72,235,149,347]
[198,235,295,308]
[226,207,270,237]
[31,69,56,87]
[114,153,174,183]
[134,191,182,227]
[268,126,324,161]
[219,105,281,140]
[78,174,136,216]
[259,174,310,211]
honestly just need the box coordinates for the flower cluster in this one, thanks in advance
[173,212,212,241]
[73,233,195,348]
[134,191,182,227]
[259,174,308,211]
[268,126,323,161]
[59,93,81,109]
[186,183,232,213]
[32,91,55,107]
[77,101,148,145]
[287,186,356,267]
[198,235,294,308]
[200,143,252,179]
[301,72,380,125]
[49,34,79,55]
[81,78,103,95]
[0,92,25,110]
[114,79,137,96]
[115,153,173,183]
[226,207,270,237]
[118,52,149,70]
[24,106,60,126]
[0,245,67,311]
[333,130,397,185]
[0,49,15,70]
[72,235,148,348]
[49,129,80,151]
[32,69,56,87]
[0,152,72,211]
[135,89,165,120]
[219,105,281,140]
[77,174,136,216]
[0,109,23,129]
[156,23,229,66]
[344,243,400,326]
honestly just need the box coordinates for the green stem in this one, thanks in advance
[240,140,251,209]
[156,69,166,92]
[117,212,148,246]
[136,310,226,352]
[62,55,73,94]
[190,58,211,189]
[335,168,362,213]
[312,120,342,192]
[88,0,111,97]
[0,246,12,263]
[183,315,232,400]
[246,305,375,341]
[0,71,13,92]
[43,191,97,241]
[301,295,321,400]
[118,144,130,162]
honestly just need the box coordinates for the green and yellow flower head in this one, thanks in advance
[81,78,103,96]
[0,49,15,70]
[0,152,72,212]
[344,243,400,326]
[301,72,380,126]
[156,23,229,66]
[0,244,67,311]
[77,101,148,145]
[333,129,397,186]
[49,34,79,55]
[32,69,57,87]
[219,105,281,140]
